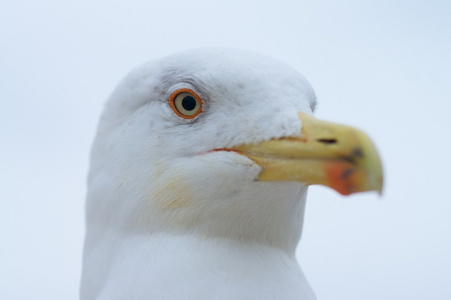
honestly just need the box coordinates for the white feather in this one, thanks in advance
[81,48,318,299]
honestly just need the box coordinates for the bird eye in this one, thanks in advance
[169,89,203,119]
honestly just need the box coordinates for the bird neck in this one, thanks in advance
[81,232,316,299]
[85,180,308,256]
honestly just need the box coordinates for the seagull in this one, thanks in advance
[80,48,383,300]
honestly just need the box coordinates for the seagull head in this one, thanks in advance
[86,49,382,253]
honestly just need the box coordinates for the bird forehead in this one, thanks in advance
[152,51,316,110]
[157,50,306,89]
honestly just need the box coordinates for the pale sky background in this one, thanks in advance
[1,1,450,299]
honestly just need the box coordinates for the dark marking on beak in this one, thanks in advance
[317,138,337,145]
[352,147,364,158]
[341,168,355,179]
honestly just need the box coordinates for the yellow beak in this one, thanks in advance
[232,112,383,195]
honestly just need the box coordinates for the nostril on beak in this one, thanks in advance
[317,138,337,145]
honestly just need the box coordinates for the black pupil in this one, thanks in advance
[181,96,197,111]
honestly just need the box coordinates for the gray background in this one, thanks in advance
[1,1,450,299]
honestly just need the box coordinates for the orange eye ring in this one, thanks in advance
[169,88,203,119]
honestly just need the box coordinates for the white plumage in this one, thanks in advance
[81,48,381,299]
